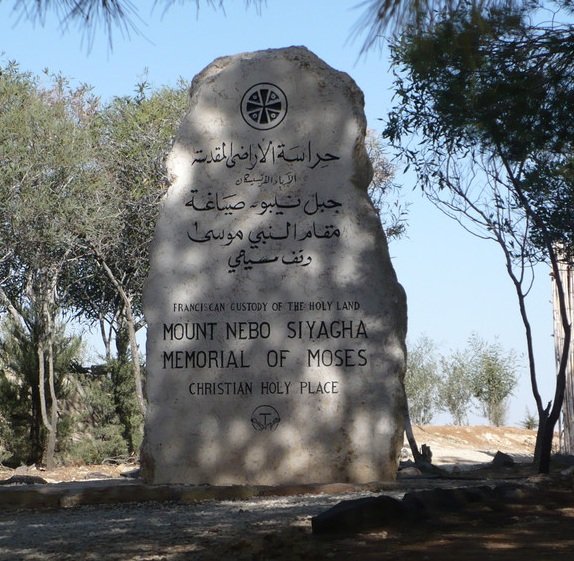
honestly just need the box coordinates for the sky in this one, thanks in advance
[0,0,558,425]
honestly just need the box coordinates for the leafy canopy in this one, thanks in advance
[385,1,574,259]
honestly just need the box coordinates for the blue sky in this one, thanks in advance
[0,0,557,425]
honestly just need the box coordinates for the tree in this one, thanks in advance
[65,367,134,463]
[355,0,572,49]
[366,130,409,241]
[0,62,119,467]
[0,313,83,465]
[467,333,518,426]
[404,335,441,424]
[405,334,519,426]
[64,80,188,438]
[0,313,46,463]
[439,349,474,425]
[384,2,573,471]
[93,82,188,408]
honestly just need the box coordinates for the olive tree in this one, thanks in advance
[467,333,519,426]
[384,1,573,472]
[405,335,441,424]
[439,349,474,426]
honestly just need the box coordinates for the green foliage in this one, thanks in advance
[365,130,408,241]
[405,335,441,424]
[0,311,141,466]
[404,334,519,426]
[385,1,574,260]
[467,333,518,426]
[0,61,124,467]
[385,0,573,471]
[521,408,538,430]
[79,79,189,321]
[0,370,31,464]
[65,426,129,465]
[108,359,143,454]
[64,80,189,401]
[61,372,130,464]
[439,349,475,426]
[0,62,116,276]
[0,65,185,465]
[0,414,12,465]
[0,314,84,465]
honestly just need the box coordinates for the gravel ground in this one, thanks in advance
[4,476,574,561]
[0,489,394,561]
[0,427,555,561]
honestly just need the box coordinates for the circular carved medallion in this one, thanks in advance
[250,404,281,431]
[241,83,288,130]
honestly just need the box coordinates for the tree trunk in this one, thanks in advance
[496,166,571,473]
[553,258,574,453]
[37,346,51,432]
[537,416,557,474]
[37,344,56,468]
[124,301,146,414]
[95,255,146,414]
[44,337,58,470]
[35,268,61,469]
[115,320,130,361]
[404,406,425,464]
[535,246,571,472]
[28,382,43,464]
[99,313,114,362]
[534,408,549,463]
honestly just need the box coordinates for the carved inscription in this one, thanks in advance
[184,137,342,274]
[163,300,367,400]
[163,83,360,419]
[155,80,369,436]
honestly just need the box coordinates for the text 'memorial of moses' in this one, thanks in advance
[142,47,407,485]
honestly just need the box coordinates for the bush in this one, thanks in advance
[64,426,129,465]
[58,368,140,465]
[521,408,538,430]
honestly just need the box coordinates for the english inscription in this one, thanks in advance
[162,300,369,377]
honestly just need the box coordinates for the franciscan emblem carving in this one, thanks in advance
[250,405,281,431]
[241,83,287,130]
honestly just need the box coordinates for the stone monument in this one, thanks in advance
[141,46,407,485]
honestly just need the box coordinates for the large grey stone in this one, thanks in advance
[311,495,410,535]
[491,450,515,467]
[141,46,407,485]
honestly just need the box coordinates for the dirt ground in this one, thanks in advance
[1,424,549,483]
[409,424,548,466]
[1,426,573,561]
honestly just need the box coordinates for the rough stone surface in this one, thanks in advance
[311,483,539,535]
[142,46,407,485]
[401,486,492,514]
[491,450,515,467]
[311,494,410,535]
